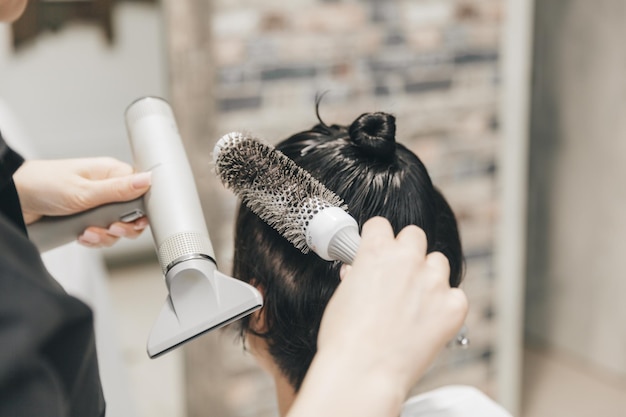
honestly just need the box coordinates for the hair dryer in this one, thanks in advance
[28,97,262,358]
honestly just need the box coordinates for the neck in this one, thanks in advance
[247,334,297,416]
[273,372,296,416]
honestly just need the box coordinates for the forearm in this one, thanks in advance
[288,348,406,417]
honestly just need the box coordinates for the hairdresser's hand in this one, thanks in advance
[327,217,468,388]
[14,158,151,247]
[292,217,468,417]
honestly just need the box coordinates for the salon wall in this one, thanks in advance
[0,2,167,261]
[186,1,508,416]
[526,0,626,378]
[1,1,516,416]
[0,3,167,162]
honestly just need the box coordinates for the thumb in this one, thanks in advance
[82,171,151,208]
[339,264,352,281]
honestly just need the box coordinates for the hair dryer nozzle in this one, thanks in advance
[147,258,262,358]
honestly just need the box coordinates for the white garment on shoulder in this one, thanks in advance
[400,385,513,417]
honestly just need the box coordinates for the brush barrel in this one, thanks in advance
[125,97,215,273]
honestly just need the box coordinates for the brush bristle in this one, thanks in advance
[214,132,347,253]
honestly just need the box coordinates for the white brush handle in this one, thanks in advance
[307,207,360,264]
[125,97,215,273]
[27,198,145,252]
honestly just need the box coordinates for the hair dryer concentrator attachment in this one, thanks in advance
[125,97,262,358]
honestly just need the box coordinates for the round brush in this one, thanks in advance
[213,132,361,264]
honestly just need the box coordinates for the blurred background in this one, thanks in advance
[1,0,625,416]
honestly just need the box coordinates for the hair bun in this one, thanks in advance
[348,112,396,161]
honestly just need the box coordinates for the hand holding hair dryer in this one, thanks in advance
[28,97,263,358]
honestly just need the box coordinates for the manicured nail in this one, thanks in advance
[108,225,127,237]
[133,218,149,231]
[131,172,152,189]
[80,230,101,244]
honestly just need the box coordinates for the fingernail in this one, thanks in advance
[133,218,148,231]
[131,172,152,189]
[108,225,127,237]
[80,230,101,244]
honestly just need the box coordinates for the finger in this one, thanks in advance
[395,225,428,256]
[448,288,469,320]
[81,171,152,208]
[107,219,147,239]
[131,217,149,232]
[360,216,394,242]
[443,289,470,339]
[78,227,121,247]
[80,157,135,180]
[339,264,352,281]
[425,251,451,278]
[355,218,395,262]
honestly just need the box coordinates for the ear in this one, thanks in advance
[248,279,268,333]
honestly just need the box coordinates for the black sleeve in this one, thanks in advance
[0,132,105,416]
[0,214,106,417]
[0,131,27,233]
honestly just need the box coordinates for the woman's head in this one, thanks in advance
[232,109,463,391]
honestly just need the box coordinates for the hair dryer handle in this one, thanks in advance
[125,97,216,273]
[27,197,145,252]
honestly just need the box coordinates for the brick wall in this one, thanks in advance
[196,1,505,415]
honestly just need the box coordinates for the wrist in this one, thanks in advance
[14,189,41,225]
[21,211,40,225]
[317,336,426,396]
[289,345,406,417]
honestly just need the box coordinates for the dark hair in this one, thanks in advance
[232,110,464,391]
